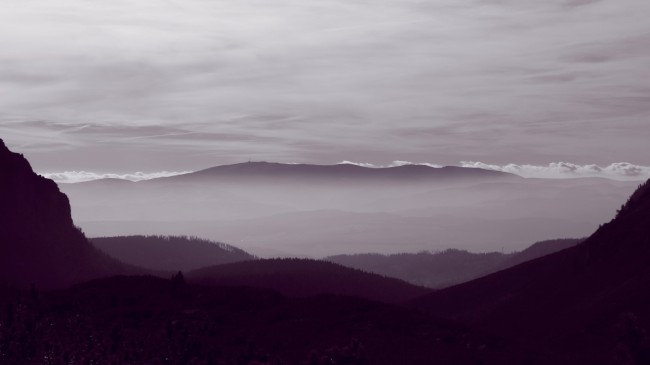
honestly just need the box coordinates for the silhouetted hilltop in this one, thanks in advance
[91,235,255,272]
[412,179,650,364]
[166,161,518,184]
[327,238,581,288]
[188,258,431,303]
[0,139,136,289]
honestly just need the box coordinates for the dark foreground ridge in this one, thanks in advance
[0,139,136,289]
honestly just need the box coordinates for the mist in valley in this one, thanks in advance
[59,162,639,257]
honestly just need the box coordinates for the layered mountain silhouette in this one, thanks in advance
[91,235,255,272]
[188,258,431,303]
[327,238,581,288]
[2,138,649,364]
[0,139,136,289]
[413,179,650,364]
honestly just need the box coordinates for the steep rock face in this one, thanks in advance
[0,139,132,289]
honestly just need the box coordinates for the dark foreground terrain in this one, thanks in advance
[0,276,517,365]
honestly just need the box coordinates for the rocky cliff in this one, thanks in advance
[0,139,134,289]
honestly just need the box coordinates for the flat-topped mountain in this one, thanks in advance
[164,161,518,184]
[0,139,135,289]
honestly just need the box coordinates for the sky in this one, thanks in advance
[1,0,649,180]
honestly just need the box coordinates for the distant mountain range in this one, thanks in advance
[327,238,582,288]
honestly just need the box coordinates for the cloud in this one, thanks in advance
[338,161,443,168]
[338,161,376,168]
[40,170,192,183]
[460,162,650,181]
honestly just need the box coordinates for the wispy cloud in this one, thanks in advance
[340,160,650,181]
[41,170,192,183]
[460,162,650,181]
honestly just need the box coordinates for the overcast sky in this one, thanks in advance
[1,0,649,179]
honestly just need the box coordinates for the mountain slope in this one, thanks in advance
[412,180,650,364]
[91,235,255,272]
[188,258,431,303]
[0,139,136,289]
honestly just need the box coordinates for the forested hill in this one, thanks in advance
[91,235,255,272]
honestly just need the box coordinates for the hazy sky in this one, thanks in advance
[1,0,649,177]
